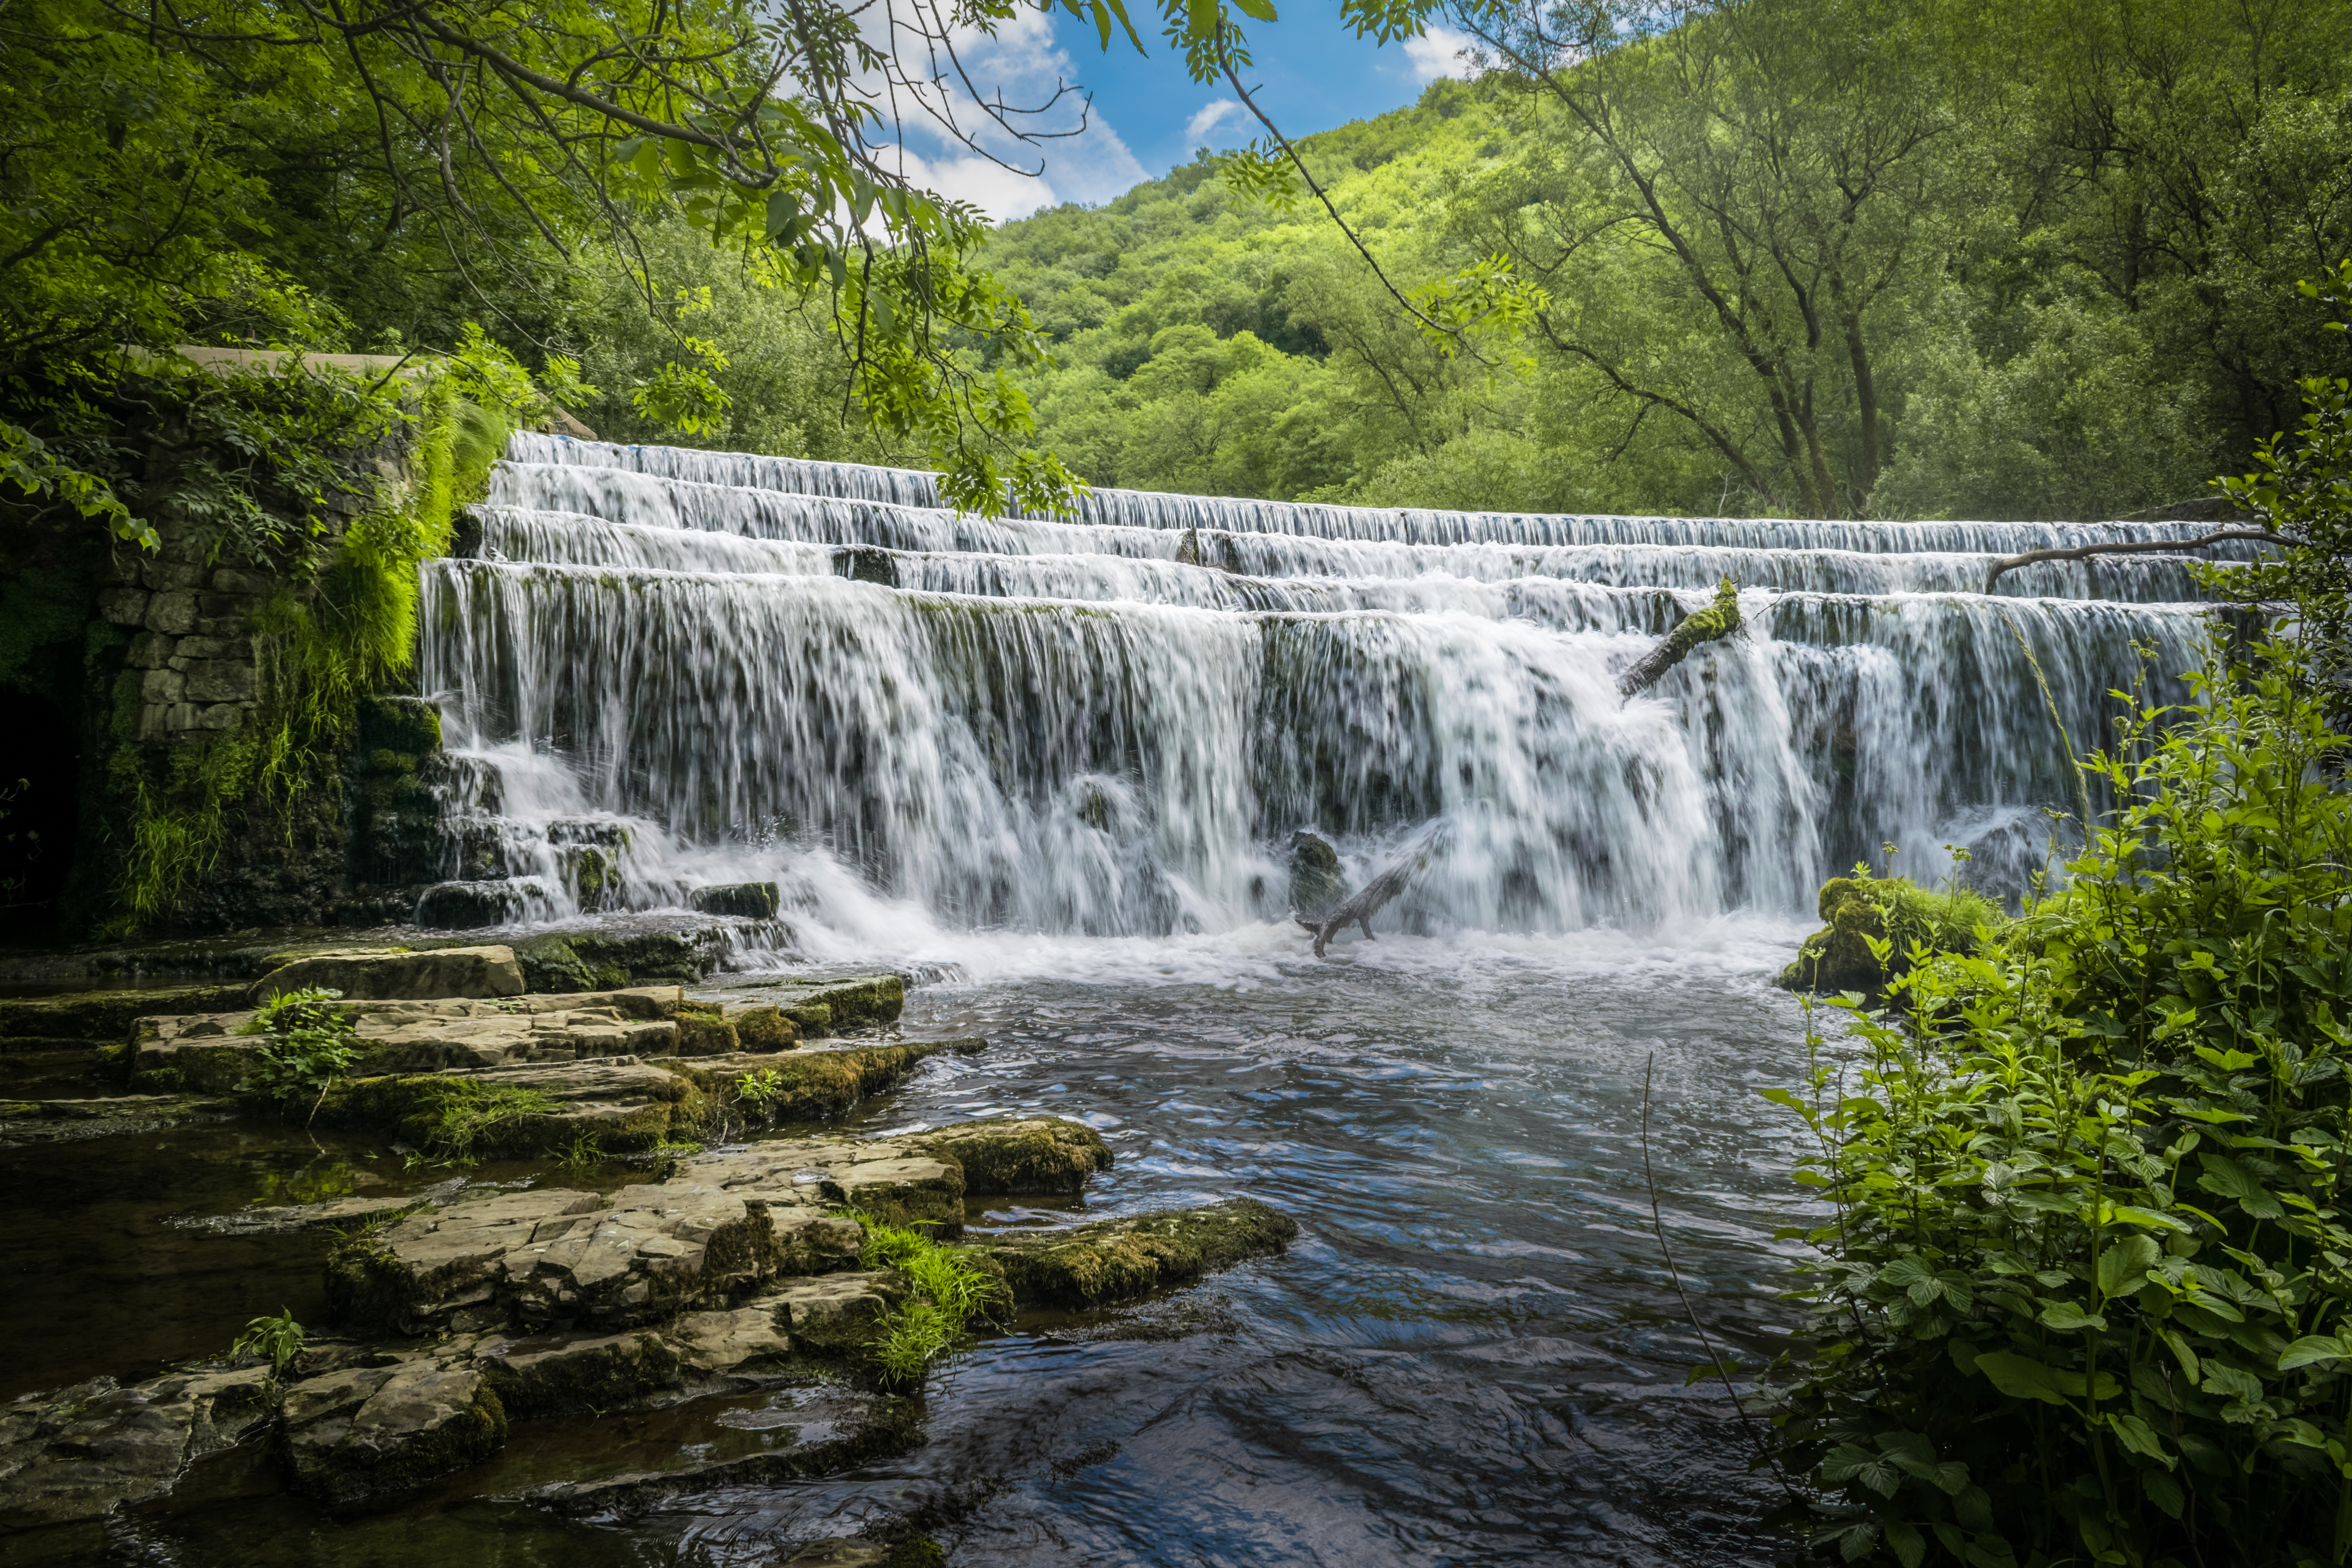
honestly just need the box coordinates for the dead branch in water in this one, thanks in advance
[1296,823,1453,958]
[1981,529,2286,593]
[1619,579,1743,698]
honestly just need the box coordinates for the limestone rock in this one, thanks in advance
[327,1188,603,1331]
[252,945,526,1004]
[670,1305,798,1377]
[819,1157,964,1234]
[733,1004,799,1052]
[1775,876,1893,994]
[0,983,252,1045]
[1287,829,1347,920]
[673,1005,740,1056]
[666,1039,965,1122]
[316,1058,693,1156]
[724,973,907,1035]
[0,1367,271,1529]
[281,1356,506,1503]
[909,1117,1112,1195]
[476,1328,684,1416]
[980,1198,1299,1307]
[769,1273,897,1349]
[689,882,782,919]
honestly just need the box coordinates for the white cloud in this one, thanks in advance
[1401,25,1475,83]
[1183,98,1252,146]
[869,7,1148,222]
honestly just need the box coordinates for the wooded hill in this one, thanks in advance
[980,0,2352,521]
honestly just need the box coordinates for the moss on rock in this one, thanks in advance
[980,1197,1298,1307]
[911,1118,1112,1195]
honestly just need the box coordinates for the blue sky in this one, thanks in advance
[889,4,1475,221]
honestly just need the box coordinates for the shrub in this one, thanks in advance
[236,986,360,1114]
[1768,655,2352,1568]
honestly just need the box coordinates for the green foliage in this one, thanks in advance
[735,1067,788,1115]
[1768,655,2352,1568]
[229,1307,307,1380]
[235,987,361,1108]
[555,1132,606,1170]
[847,1211,1013,1387]
[2212,259,2352,718]
[422,1082,563,1161]
[973,1,2352,520]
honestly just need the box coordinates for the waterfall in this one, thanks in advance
[414,434,2234,942]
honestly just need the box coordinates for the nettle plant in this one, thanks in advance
[236,985,360,1112]
[1768,657,2352,1568]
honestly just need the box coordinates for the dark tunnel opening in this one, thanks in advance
[0,689,81,946]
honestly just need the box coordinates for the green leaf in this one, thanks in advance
[2280,1336,2352,1372]
[2142,1468,2185,1519]
[1974,1350,2118,1405]
[2200,1360,2265,1401]
[2096,1234,2160,1298]
[1886,1521,1927,1568]
[1230,0,1279,18]
[2105,1413,2171,1465]
[2040,1300,2108,1332]
[1822,1442,1902,1498]
[2197,1154,2286,1219]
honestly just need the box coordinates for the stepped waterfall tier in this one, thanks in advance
[417,432,2233,941]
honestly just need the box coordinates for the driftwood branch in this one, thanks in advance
[1982,529,2288,593]
[1296,823,1453,958]
[1619,578,1743,698]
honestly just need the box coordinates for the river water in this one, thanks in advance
[18,921,1822,1565]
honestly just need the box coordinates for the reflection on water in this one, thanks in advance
[7,923,1825,1565]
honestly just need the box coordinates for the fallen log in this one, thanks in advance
[1982,528,2287,593]
[1619,578,1743,698]
[1296,822,1453,958]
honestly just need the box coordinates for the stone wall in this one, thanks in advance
[2,357,452,939]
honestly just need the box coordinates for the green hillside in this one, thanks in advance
[979,0,2352,521]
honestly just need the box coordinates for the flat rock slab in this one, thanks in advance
[329,1116,1118,1337]
[978,1198,1300,1307]
[523,1383,922,1517]
[281,1353,505,1503]
[0,984,253,1045]
[253,944,525,1004]
[707,974,908,1035]
[669,1038,973,1123]
[0,1367,271,1529]
[130,987,687,1093]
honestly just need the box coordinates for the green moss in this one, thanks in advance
[980,1198,1299,1307]
[1777,873,2002,995]
[313,1073,676,1156]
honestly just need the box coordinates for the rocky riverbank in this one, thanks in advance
[0,940,1300,1557]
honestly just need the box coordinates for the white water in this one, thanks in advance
[415,434,2232,945]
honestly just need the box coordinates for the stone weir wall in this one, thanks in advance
[0,355,453,940]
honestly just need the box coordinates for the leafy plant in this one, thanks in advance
[1767,653,2352,1568]
[736,1068,787,1115]
[423,1082,561,1161]
[235,987,360,1115]
[230,1307,307,1381]
[843,1210,1013,1387]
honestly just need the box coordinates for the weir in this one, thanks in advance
[416,432,2235,940]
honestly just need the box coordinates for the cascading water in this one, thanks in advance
[418,431,2229,943]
